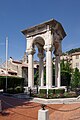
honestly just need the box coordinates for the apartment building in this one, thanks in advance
[60,52,80,71]
[0,52,28,86]
[0,52,39,86]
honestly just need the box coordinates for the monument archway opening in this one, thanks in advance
[32,36,45,87]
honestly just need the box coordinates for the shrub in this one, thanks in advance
[15,86,23,93]
[55,89,65,94]
[38,88,65,99]
[0,76,24,93]
[48,89,55,94]
[39,89,47,94]
[38,93,47,98]
[70,68,80,89]
[64,92,77,98]
[7,88,14,94]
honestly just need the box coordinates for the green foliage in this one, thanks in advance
[66,48,80,54]
[38,88,65,99]
[36,88,78,99]
[34,71,39,85]
[64,92,77,98]
[48,89,55,94]
[37,93,47,98]
[7,88,13,94]
[15,86,24,93]
[7,86,24,94]
[61,59,72,86]
[61,59,72,73]
[70,68,80,89]
[39,89,47,94]
[34,67,46,86]
[55,89,65,94]
[0,76,24,93]
[39,88,65,95]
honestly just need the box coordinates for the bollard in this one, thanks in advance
[38,104,49,120]
[0,100,2,113]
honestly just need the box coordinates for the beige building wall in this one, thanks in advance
[71,52,80,71]
[60,52,80,72]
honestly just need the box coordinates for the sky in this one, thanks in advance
[0,0,80,64]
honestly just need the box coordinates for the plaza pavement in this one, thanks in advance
[0,94,80,120]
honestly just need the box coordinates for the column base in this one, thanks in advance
[38,86,67,91]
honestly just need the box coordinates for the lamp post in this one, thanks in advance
[6,37,8,92]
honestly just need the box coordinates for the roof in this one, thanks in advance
[0,73,11,77]
[22,64,28,68]
[21,19,66,39]
[8,69,17,74]
[12,60,22,64]
[71,52,80,56]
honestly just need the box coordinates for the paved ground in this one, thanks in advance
[0,94,80,120]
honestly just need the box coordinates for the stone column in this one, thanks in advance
[38,53,44,87]
[55,55,60,87]
[45,46,52,88]
[27,49,35,88]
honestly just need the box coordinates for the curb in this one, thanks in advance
[31,97,80,104]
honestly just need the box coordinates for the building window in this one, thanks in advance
[76,62,79,67]
[76,55,79,59]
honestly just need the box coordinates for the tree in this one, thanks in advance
[66,48,80,54]
[70,68,80,89]
[34,71,39,85]
[60,59,72,89]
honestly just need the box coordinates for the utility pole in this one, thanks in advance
[6,37,8,92]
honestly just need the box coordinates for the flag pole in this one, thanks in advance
[6,37,8,92]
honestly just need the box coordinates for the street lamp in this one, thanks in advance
[6,37,8,92]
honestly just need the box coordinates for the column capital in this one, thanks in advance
[44,45,52,52]
[27,48,35,55]
[54,41,62,56]
[54,49,62,56]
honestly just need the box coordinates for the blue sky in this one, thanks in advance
[0,0,80,63]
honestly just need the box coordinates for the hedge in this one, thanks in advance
[55,88,65,94]
[39,88,65,95]
[0,76,24,93]
[39,89,47,94]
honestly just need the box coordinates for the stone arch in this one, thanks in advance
[32,36,45,47]
[32,36,45,87]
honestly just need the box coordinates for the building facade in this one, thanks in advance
[60,52,80,71]
[0,52,39,86]
[0,53,28,86]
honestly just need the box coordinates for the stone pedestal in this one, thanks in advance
[38,109,49,120]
